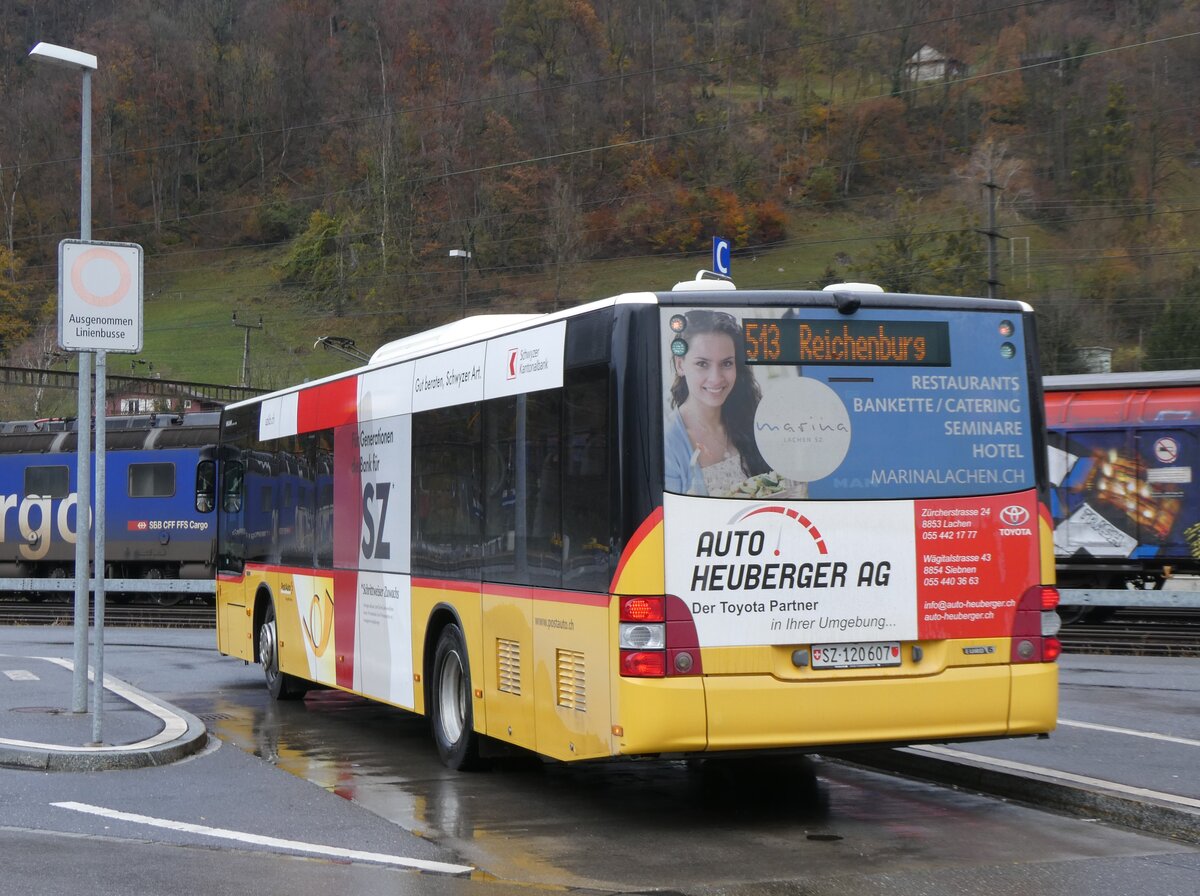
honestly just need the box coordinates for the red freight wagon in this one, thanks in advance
[1045,371,1200,619]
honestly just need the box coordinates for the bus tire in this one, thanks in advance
[431,623,482,770]
[260,600,308,701]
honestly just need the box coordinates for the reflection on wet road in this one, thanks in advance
[187,686,1171,893]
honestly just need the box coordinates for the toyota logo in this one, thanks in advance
[999,505,1029,526]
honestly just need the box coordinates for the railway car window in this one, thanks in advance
[25,465,69,499]
[129,463,175,498]
[195,460,215,513]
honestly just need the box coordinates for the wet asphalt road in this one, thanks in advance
[2,626,1198,896]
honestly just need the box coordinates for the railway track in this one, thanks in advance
[0,595,213,629]
[1,597,1196,655]
[1057,607,1200,658]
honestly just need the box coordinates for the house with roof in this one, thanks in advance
[906,45,967,83]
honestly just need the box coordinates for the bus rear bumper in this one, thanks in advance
[614,663,1058,756]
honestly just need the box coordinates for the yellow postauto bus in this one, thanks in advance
[215,275,1060,769]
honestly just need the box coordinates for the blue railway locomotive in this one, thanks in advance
[0,412,219,602]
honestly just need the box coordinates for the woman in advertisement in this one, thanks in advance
[665,309,772,496]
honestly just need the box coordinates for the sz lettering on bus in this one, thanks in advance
[362,482,392,560]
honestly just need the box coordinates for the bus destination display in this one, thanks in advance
[743,318,951,367]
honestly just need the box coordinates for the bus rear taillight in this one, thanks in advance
[1011,585,1062,663]
[1039,586,1060,610]
[621,595,665,622]
[621,650,667,677]
[619,595,701,677]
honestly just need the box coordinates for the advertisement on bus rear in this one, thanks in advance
[661,306,1034,501]
[660,305,1040,647]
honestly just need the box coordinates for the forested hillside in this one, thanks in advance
[2,0,1199,402]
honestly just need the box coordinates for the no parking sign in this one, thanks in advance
[58,239,143,352]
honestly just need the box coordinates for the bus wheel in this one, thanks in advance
[259,601,308,701]
[431,623,482,770]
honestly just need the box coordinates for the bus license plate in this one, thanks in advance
[811,641,902,669]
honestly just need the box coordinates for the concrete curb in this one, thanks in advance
[0,664,209,772]
[836,746,1200,845]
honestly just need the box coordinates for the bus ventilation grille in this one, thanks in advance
[497,638,522,695]
[556,649,587,712]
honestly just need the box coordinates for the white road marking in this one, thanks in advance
[3,670,39,681]
[52,801,474,875]
[910,745,1200,810]
[1059,718,1200,748]
[0,655,187,752]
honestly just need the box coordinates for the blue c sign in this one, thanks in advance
[713,237,731,276]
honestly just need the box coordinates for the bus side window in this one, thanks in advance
[195,459,216,513]
[562,368,613,592]
[222,461,244,513]
[411,403,482,578]
[482,391,562,588]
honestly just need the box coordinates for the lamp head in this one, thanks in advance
[28,42,97,72]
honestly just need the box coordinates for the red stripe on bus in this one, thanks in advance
[609,505,664,591]
[221,569,611,610]
[297,375,359,433]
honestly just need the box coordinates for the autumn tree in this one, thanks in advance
[1144,267,1200,370]
[981,23,1028,126]
[856,192,985,295]
[278,209,366,317]
[494,0,605,89]
[0,246,41,355]
[827,97,907,196]
[856,189,938,293]
[544,176,584,309]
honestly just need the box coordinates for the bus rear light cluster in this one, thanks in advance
[618,595,701,678]
[1038,586,1061,610]
[1011,585,1062,664]
[620,621,665,650]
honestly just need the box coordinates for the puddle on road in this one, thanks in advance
[189,686,831,841]
[181,685,1152,892]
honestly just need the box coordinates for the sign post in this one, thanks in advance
[59,241,143,353]
[58,238,142,744]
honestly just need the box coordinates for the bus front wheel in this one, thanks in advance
[259,600,308,701]
[431,623,482,770]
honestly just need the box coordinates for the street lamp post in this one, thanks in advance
[29,41,98,716]
[449,249,471,318]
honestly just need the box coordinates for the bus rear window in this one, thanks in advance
[662,306,1034,500]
